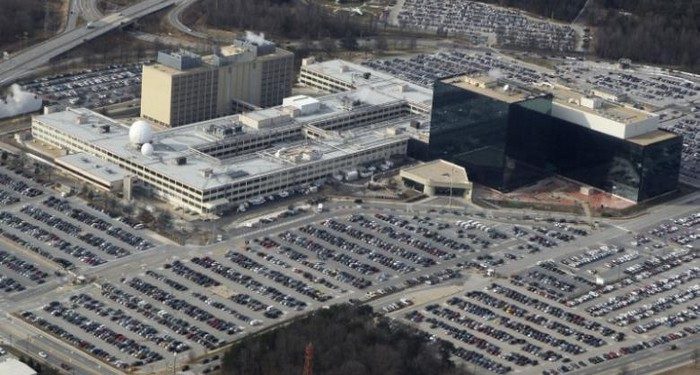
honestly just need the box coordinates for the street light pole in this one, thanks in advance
[448,166,454,208]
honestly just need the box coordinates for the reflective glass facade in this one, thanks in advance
[429,80,512,190]
[429,80,682,201]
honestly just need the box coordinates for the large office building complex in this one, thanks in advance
[33,85,426,215]
[141,32,294,127]
[430,74,682,202]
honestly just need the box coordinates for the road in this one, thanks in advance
[0,312,124,375]
[78,0,103,22]
[0,0,181,87]
[0,189,696,375]
[568,338,699,375]
[66,0,81,31]
[166,0,208,38]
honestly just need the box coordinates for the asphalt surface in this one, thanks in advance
[0,0,181,87]
[0,182,696,375]
[166,0,208,39]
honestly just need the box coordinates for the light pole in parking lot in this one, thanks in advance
[442,166,455,207]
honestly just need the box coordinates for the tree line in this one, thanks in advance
[221,304,468,375]
[196,0,378,40]
[0,0,60,49]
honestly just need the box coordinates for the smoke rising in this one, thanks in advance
[0,84,42,119]
[488,68,504,80]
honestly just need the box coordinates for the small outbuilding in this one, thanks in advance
[400,160,472,202]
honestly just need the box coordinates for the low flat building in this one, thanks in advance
[32,87,426,215]
[400,160,472,201]
[299,58,433,115]
[54,153,127,192]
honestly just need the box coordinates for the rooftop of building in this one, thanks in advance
[550,85,653,126]
[441,74,533,103]
[627,129,679,146]
[301,59,433,110]
[441,73,657,127]
[401,159,470,186]
[144,61,213,76]
[33,88,416,192]
[0,359,37,375]
[55,152,127,183]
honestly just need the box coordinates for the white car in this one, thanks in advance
[38,351,47,358]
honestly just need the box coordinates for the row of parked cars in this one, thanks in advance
[278,230,373,290]
[0,189,19,206]
[20,310,135,370]
[547,327,698,375]
[44,196,153,251]
[68,293,190,354]
[567,248,696,308]
[610,284,698,327]
[332,217,437,268]
[586,268,698,317]
[20,204,131,258]
[648,211,699,247]
[225,250,329,305]
[22,63,143,109]
[408,307,513,374]
[189,255,309,314]
[351,214,453,260]
[396,0,577,52]
[0,171,43,199]
[0,249,48,286]
[0,211,107,266]
[100,282,226,351]
[463,291,586,355]
[488,283,623,341]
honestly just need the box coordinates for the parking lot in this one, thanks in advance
[20,63,144,109]
[659,114,700,186]
[398,211,698,375]
[11,208,610,373]
[394,0,579,51]
[364,49,549,89]
[0,166,155,273]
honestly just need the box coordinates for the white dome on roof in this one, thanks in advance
[141,142,154,156]
[129,120,153,145]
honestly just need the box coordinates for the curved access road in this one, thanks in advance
[167,0,209,39]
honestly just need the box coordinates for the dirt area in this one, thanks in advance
[475,176,637,216]
[98,0,139,13]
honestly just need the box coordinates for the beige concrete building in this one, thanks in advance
[400,160,473,201]
[141,33,294,127]
[141,57,219,127]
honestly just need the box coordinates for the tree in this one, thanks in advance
[374,36,388,52]
[155,210,174,231]
[136,209,154,224]
[320,38,337,55]
[340,34,358,51]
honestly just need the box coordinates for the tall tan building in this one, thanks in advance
[141,33,294,127]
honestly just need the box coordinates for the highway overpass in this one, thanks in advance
[0,0,181,87]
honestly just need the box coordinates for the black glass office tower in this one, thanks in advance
[429,78,682,202]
